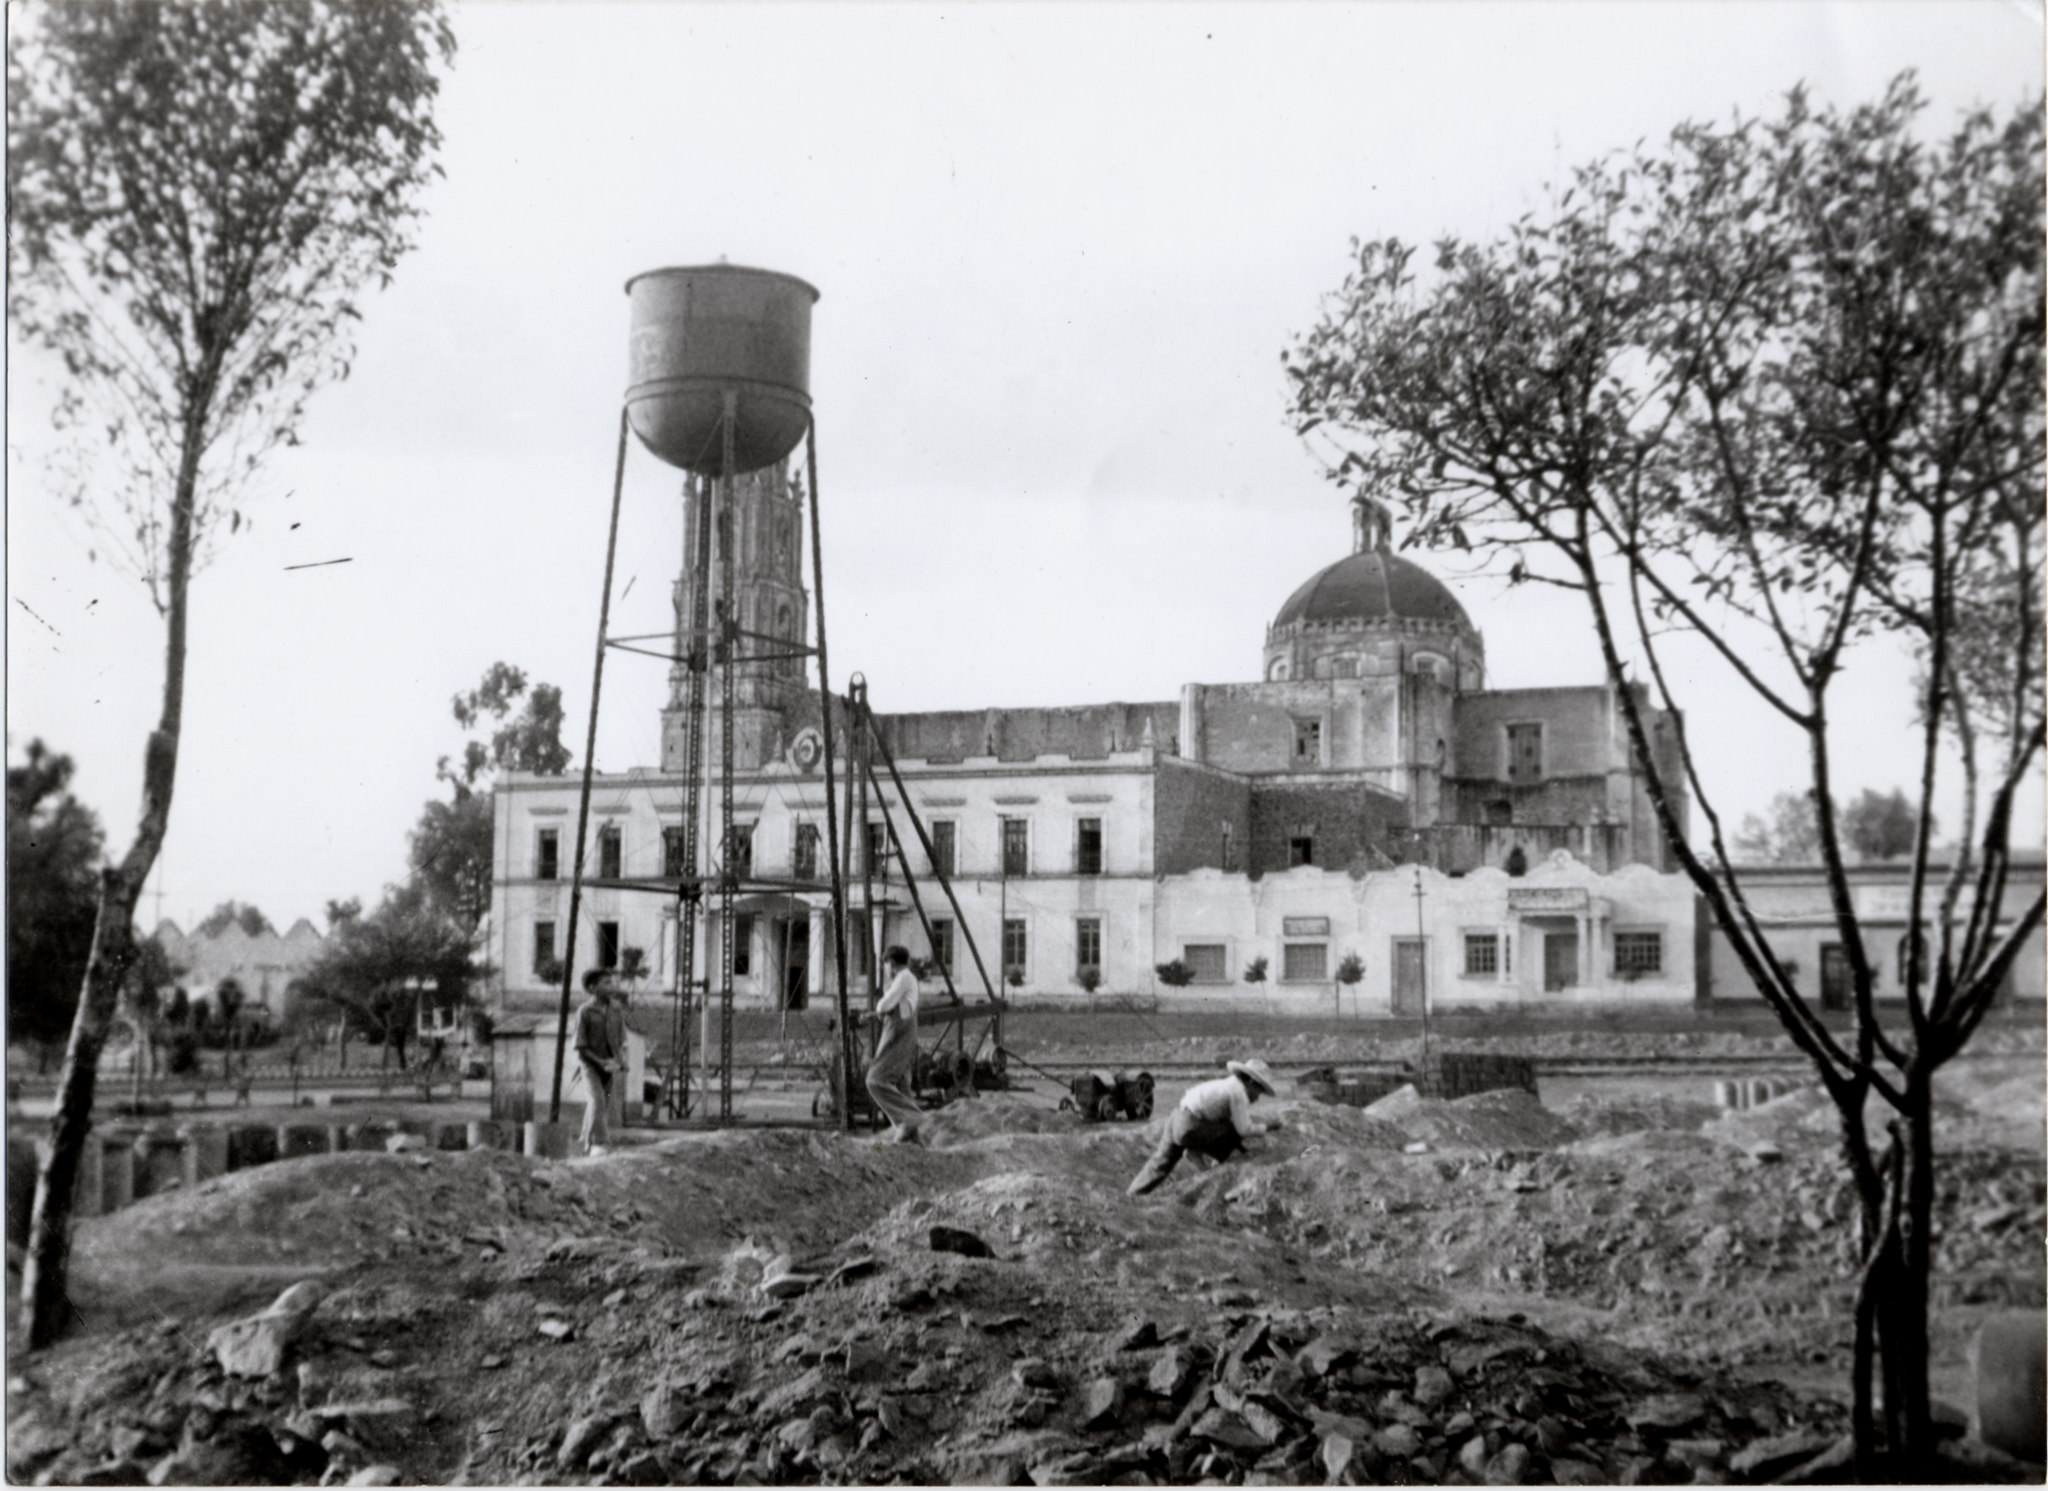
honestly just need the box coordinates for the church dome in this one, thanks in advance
[1270,547,1474,633]
[1261,495,1485,687]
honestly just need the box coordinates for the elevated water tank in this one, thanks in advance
[624,264,819,475]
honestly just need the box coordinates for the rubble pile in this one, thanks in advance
[8,1049,2042,1486]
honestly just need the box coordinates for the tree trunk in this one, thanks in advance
[21,874,146,1345]
[21,406,199,1349]
[1891,1079,1937,1467]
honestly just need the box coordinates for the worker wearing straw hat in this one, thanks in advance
[1127,1058,1278,1195]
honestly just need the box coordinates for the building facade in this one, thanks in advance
[1696,860,2045,1007]
[489,478,1696,1015]
[151,917,326,1018]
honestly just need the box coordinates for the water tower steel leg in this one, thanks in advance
[549,410,631,1123]
[801,423,855,1132]
[718,398,738,1122]
[856,680,878,1014]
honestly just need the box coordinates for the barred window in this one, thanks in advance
[598,825,622,880]
[1182,944,1228,982]
[793,822,818,879]
[1615,931,1663,975]
[1283,943,1328,981]
[1464,934,1499,976]
[1001,818,1029,877]
[1002,919,1028,980]
[1076,917,1102,971]
[662,825,686,878]
[533,921,557,975]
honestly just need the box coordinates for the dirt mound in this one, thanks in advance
[14,1059,2044,1488]
[1365,1085,1583,1151]
[920,1091,1089,1144]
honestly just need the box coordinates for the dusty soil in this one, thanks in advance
[7,1039,2043,1486]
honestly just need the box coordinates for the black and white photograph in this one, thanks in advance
[5,1,2044,1484]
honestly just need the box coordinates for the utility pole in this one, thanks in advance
[1412,865,1432,1085]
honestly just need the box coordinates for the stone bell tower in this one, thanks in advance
[661,461,811,773]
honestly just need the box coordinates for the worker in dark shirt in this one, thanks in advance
[573,976,619,1155]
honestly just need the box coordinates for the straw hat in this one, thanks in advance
[1227,1058,1278,1097]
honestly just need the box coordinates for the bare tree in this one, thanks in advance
[1286,76,2043,1474]
[8,0,455,1348]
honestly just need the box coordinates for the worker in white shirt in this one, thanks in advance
[1126,1058,1279,1195]
[865,945,924,1144]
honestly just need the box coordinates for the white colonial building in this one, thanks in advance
[488,474,1697,1016]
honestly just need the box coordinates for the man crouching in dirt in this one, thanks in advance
[1127,1058,1278,1195]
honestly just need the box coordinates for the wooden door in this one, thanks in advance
[1392,938,1427,1015]
[783,920,809,1010]
[1544,932,1579,992]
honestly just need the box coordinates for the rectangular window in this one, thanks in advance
[1506,722,1544,783]
[1289,836,1315,868]
[1221,823,1238,873]
[1615,930,1663,976]
[597,825,622,880]
[1294,718,1322,764]
[793,822,819,879]
[662,825,686,879]
[732,913,754,977]
[1001,818,1029,878]
[536,827,560,881]
[1076,818,1103,876]
[728,823,754,880]
[1283,942,1328,981]
[597,920,620,971]
[930,918,955,976]
[929,820,956,878]
[864,821,890,873]
[1002,918,1028,980]
[533,920,557,975]
[1075,916,1102,972]
[1463,934,1500,976]
[1182,943,1228,982]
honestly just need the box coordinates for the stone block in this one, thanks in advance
[466,1121,510,1151]
[98,1138,136,1213]
[1975,1310,2046,1463]
[523,1121,572,1160]
[179,1127,229,1187]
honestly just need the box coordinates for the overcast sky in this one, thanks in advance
[8,1,2043,934]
